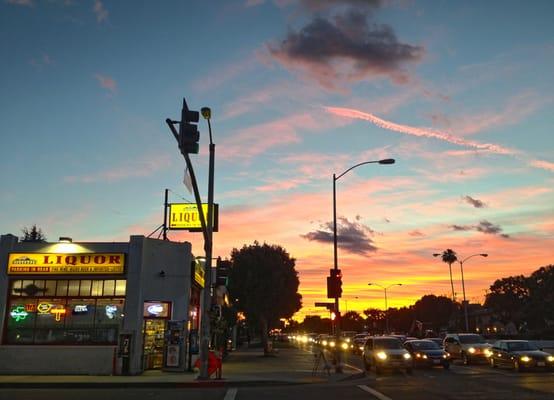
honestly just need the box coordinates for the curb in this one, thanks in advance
[0,380,311,389]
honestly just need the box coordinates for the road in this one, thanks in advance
[1,346,553,400]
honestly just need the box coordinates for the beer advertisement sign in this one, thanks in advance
[8,253,125,275]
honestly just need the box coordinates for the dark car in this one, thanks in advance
[404,339,450,369]
[489,340,554,372]
[426,338,445,348]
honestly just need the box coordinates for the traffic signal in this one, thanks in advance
[178,98,200,154]
[327,269,343,298]
[216,257,232,287]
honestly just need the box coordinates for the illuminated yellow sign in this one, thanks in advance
[193,259,205,288]
[8,253,125,275]
[168,203,219,232]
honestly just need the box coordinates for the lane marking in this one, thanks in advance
[358,385,393,400]
[223,388,237,400]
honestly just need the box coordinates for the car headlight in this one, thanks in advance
[484,349,493,357]
[322,340,327,346]
[422,354,428,359]
[377,351,387,360]
[416,353,421,358]
[547,356,554,362]
[442,354,448,359]
[403,353,412,360]
[359,346,364,351]
[345,338,351,343]
[329,341,336,347]
[468,347,476,354]
[520,356,531,363]
[341,343,349,350]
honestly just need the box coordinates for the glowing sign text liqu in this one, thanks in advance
[7,253,125,275]
[37,303,53,314]
[10,306,28,322]
[105,305,118,319]
[50,307,66,321]
[147,304,164,315]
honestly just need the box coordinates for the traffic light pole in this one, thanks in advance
[332,174,342,373]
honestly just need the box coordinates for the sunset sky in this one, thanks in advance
[1,0,553,320]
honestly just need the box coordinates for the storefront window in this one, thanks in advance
[4,279,126,345]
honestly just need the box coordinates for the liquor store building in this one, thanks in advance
[0,234,198,375]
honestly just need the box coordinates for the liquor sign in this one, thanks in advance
[7,253,125,275]
[168,203,219,232]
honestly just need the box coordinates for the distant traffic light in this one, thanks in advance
[178,98,200,154]
[327,269,343,298]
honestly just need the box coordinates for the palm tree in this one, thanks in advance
[441,249,458,302]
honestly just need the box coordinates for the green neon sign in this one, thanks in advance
[10,305,28,322]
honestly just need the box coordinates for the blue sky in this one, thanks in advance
[1,0,553,317]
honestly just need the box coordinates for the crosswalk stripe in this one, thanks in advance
[358,385,393,400]
[224,388,237,400]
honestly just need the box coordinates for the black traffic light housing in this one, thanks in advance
[327,269,343,298]
[216,257,232,287]
[178,98,200,154]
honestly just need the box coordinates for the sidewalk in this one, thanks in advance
[0,346,363,388]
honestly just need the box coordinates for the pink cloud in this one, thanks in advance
[325,106,517,155]
[94,74,116,93]
[63,154,172,184]
[529,159,554,172]
[193,58,257,93]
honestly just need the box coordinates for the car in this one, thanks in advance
[404,339,450,369]
[426,338,445,348]
[488,340,554,372]
[443,333,492,365]
[353,333,369,355]
[362,336,413,374]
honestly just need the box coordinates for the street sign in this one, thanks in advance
[315,302,335,311]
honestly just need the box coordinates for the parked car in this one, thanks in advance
[443,333,492,365]
[489,340,554,372]
[362,336,413,374]
[404,339,450,369]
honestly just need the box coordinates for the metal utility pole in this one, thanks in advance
[198,107,215,380]
[165,98,213,380]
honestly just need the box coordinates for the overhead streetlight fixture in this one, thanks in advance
[58,237,72,243]
[201,107,211,120]
[378,159,396,165]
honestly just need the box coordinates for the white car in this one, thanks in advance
[443,333,492,365]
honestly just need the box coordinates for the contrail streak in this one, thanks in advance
[325,106,516,155]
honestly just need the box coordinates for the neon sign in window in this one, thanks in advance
[10,305,28,322]
[50,307,66,321]
[105,305,118,319]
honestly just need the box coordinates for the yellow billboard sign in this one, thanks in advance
[168,203,219,232]
[192,259,205,288]
[7,253,125,275]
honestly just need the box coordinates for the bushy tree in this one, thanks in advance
[228,242,302,355]
[21,224,46,242]
[413,295,457,332]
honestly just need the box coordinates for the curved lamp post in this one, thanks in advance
[332,158,395,372]
[368,283,403,334]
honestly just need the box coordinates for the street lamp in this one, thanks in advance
[368,283,402,334]
[459,253,488,331]
[433,251,488,332]
[332,158,395,372]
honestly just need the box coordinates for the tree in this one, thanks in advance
[412,295,457,333]
[527,266,554,329]
[341,311,365,332]
[21,225,46,242]
[228,242,302,355]
[484,275,529,325]
[363,308,385,333]
[439,249,458,301]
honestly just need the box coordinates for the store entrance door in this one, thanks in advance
[142,319,165,370]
